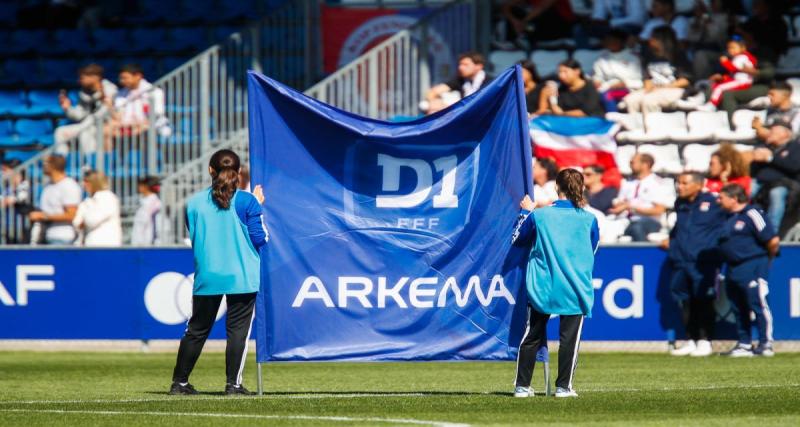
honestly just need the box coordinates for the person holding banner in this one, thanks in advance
[512,168,599,398]
[170,149,268,395]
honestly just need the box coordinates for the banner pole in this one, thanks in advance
[257,363,263,396]
[544,361,551,396]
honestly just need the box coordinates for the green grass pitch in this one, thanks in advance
[0,351,799,426]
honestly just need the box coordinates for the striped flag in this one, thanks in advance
[530,115,621,186]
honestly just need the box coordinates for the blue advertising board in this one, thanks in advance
[1,246,798,348]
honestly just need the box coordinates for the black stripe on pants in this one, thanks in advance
[515,305,584,390]
[172,292,256,386]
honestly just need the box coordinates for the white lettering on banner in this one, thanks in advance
[375,154,459,209]
[791,278,800,318]
[292,275,515,308]
[0,279,14,306]
[292,276,334,308]
[396,218,440,230]
[598,265,644,319]
[15,265,55,306]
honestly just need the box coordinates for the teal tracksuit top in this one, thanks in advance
[512,200,599,316]
[186,189,262,295]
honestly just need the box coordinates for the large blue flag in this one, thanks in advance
[249,66,533,361]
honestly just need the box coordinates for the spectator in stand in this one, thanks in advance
[538,59,605,117]
[687,0,731,80]
[718,183,779,357]
[752,81,800,141]
[592,29,643,112]
[424,52,491,114]
[131,176,162,246]
[238,165,251,192]
[639,0,690,42]
[609,153,675,241]
[519,60,543,115]
[583,165,619,215]
[663,172,726,358]
[533,157,558,208]
[622,26,692,113]
[499,0,576,50]
[55,63,118,153]
[73,170,122,247]
[694,36,757,111]
[28,155,82,245]
[750,120,800,234]
[589,0,646,36]
[735,0,788,65]
[705,143,751,195]
[106,63,166,149]
[1,160,32,243]
[583,165,618,213]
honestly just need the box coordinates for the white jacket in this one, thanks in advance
[73,190,123,247]
[593,49,643,92]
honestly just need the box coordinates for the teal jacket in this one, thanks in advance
[186,188,267,295]
[512,200,599,316]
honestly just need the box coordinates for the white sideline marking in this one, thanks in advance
[0,409,469,427]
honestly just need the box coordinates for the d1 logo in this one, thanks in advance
[343,141,479,240]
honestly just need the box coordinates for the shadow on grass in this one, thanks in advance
[144,390,517,397]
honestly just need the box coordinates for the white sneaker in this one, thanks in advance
[513,386,531,398]
[674,93,706,110]
[723,344,754,358]
[690,340,713,357]
[754,343,775,357]
[670,340,696,356]
[555,387,578,398]
[694,102,717,112]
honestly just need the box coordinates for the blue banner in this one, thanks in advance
[248,67,534,361]
[0,247,798,342]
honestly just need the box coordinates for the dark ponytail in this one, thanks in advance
[556,168,586,208]
[209,149,241,210]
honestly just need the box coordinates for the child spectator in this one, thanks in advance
[592,29,643,112]
[697,36,757,110]
[131,176,162,246]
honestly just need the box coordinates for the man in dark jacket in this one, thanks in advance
[662,172,726,357]
[750,119,800,232]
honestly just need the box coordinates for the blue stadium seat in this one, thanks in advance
[0,91,27,116]
[0,60,40,86]
[167,27,208,51]
[87,58,119,77]
[39,59,79,86]
[15,119,54,146]
[2,150,38,164]
[214,26,239,41]
[208,0,259,23]
[4,30,48,55]
[91,29,130,54]
[126,28,168,54]
[26,90,64,116]
[161,56,192,74]
[0,4,18,27]
[0,120,15,147]
[41,29,92,55]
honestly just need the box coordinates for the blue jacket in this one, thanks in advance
[186,188,268,295]
[668,192,725,265]
[719,204,776,265]
[513,200,599,316]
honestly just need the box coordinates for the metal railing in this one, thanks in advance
[0,0,320,245]
[156,0,488,244]
[306,0,483,120]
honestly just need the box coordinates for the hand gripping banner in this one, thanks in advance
[249,67,533,361]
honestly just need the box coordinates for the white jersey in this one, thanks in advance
[131,193,162,245]
[40,176,82,243]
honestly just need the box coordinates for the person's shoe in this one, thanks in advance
[555,387,578,398]
[225,383,255,395]
[694,102,717,112]
[169,382,198,395]
[670,340,696,356]
[513,386,532,398]
[690,340,713,357]
[722,344,754,358]
[754,342,775,357]
[674,93,705,110]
